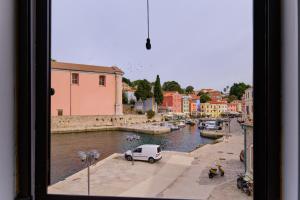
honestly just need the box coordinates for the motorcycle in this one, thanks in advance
[208,164,224,179]
[237,174,253,196]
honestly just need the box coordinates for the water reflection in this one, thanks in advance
[50,125,213,184]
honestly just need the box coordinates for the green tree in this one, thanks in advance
[122,92,128,104]
[129,99,136,105]
[197,91,204,96]
[134,79,153,101]
[227,95,238,103]
[185,86,194,94]
[153,75,163,105]
[162,81,183,93]
[122,77,133,87]
[200,93,211,103]
[229,82,251,100]
[132,79,144,87]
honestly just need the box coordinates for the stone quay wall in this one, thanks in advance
[51,114,164,131]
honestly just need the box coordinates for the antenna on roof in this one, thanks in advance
[145,0,151,50]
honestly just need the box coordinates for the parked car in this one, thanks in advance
[125,144,162,163]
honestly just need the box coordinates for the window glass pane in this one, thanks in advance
[99,75,106,86]
[49,0,254,199]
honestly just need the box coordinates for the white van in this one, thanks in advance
[125,144,162,163]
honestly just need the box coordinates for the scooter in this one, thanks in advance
[208,164,224,178]
[237,174,253,196]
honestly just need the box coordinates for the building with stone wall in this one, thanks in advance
[51,61,124,116]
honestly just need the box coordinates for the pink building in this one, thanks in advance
[161,91,182,113]
[51,61,124,116]
[227,102,237,112]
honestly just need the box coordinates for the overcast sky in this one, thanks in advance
[52,0,253,91]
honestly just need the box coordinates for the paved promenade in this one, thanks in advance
[49,119,252,200]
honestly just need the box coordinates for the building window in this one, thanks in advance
[57,109,63,116]
[72,73,79,84]
[99,75,106,86]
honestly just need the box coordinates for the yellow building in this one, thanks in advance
[200,102,228,118]
[232,100,242,113]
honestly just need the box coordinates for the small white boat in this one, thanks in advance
[168,124,180,131]
[185,119,196,126]
[178,121,186,128]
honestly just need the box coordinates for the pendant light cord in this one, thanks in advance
[147,0,150,38]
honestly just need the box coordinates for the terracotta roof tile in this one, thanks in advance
[51,61,124,74]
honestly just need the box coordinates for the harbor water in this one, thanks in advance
[51,125,214,184]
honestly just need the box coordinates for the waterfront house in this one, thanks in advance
[143,98,158,112]
[134,98,157,113]
[161,91,182,113]
[190,100,197,114]
[181,95,191,114]
[51,61,124,116]
[189,94,200,116]
[200,101,228,118]
[134,99,144,112]
[227,102,238,112]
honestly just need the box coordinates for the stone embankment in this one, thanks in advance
[51,114,169,134]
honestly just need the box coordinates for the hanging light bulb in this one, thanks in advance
[146,0,151,50]
[146,38,151,50]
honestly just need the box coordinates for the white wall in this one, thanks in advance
[0,0,16,199]
[282,0,298,199]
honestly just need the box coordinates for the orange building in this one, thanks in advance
[189,94,199,114]
[199,88,222,102]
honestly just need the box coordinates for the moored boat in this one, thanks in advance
[178,121,186,128]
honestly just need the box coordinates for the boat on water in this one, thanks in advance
[168,124,180,131]
[185,119,196,126]
[177,121,186,128]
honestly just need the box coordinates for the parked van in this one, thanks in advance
[125,144,162,163]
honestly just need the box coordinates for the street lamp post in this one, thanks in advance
[126,135,141,165]
[78,150,100,196]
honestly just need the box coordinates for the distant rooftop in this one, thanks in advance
[51,61,124,74]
